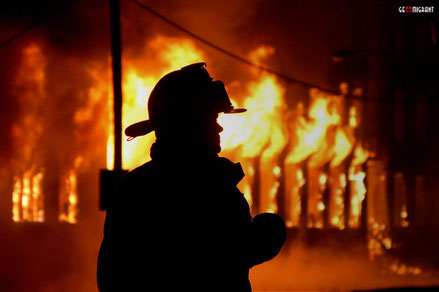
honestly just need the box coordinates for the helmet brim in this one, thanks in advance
[124,107,246,139]
[124,120,155,139]
[225,108,247,114]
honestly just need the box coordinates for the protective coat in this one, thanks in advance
[97,150,286,291]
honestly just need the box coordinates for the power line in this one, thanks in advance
[129,0,339,94]
[0,0,77,49]
[130,0,433,103]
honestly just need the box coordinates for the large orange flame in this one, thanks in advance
[283,85,365,228]
[12,37,370,228]
[218,46,288,213]
[103,38,369,222]
[218,47,288,160]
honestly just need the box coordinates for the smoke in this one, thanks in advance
[251,234,439,291]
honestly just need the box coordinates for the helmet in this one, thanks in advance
[125,62,246,139]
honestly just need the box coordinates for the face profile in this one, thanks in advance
[187,113,224,154]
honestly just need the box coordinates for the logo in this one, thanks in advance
[399,6,434,13]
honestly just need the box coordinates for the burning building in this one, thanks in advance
[0,0,438,291]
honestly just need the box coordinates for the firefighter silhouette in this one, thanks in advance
[97,63,286,292]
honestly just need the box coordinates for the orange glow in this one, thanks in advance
[285,89,351,228]
[10,38,370,233]
[120,71,156,170]
[12,177,21,222]
[368,218,392,260]
[348,144,369,228]
[122,37,205,170]
[218,72,287,159]
[349,106,358,128]
[12,170,44,223]
[98,37,369,227]
[11,43,47,223]
[284,165,305,227]
[351,143,369,166]
[104,36,205,170]
[99,37,370,225]
[331,127,353,167]
[59,168,79,224]
[286,90,341,166]
[218,46,288,213]
[330,172,346,229]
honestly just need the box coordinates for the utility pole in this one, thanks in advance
[110,0,122,171]
[99,0,127,210]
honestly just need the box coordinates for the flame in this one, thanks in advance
[330,127,353,167]
[348,144,369,228]
[349,106,358,128]
[149,36,206,69]
[20,44,46,84]
[245,71,287,213]
[351,143,369,166]
[218,46,288,214]
[330,173,346,229]
[103,40,368,223]
[218,72,287,159]
[11,43,47,223]
[319,173,328,188]
[286,90,350,228]
[390,261,422,275]
[59,157,81,224]
[249,46,275,67]
[12,39,370,228]
[120,71,156,170]
[12,170,44,222]
[282,85,366,229]
[102,39,292,214]
[284,164,305,227]
[287,91,357,168]
[219,46,287,159]
[368,217,392,260]
[286,90,341,165]
[12,177,21,222]
[292,168,305,226]
[349,168,366,226]
[12,43,96,224]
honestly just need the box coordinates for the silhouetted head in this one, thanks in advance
[125,63,245,156]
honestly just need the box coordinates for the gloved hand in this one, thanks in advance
[247,213,287,267]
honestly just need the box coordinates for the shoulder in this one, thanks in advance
[119,160,156,185]
[108,161,158,210]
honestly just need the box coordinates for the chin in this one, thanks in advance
[215,139,221,153]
